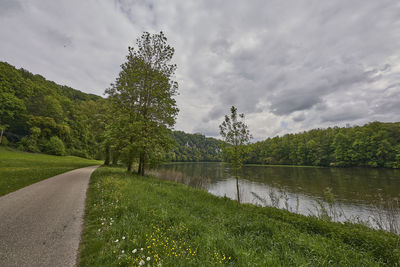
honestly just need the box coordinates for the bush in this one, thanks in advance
[70,149,89,159]
[0,136,9,146]
[18,136,40,152]
[44,136,65,156]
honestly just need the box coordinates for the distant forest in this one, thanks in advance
[247,122,400,168]
[1,61,399,168]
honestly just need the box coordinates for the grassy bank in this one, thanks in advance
[0,147,102,196]
[79,167,400,266]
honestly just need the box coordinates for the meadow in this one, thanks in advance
[79,166,400,266]
[0,147,102,196]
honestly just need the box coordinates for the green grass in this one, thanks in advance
[79,166,400,266]
[0,147,102,196]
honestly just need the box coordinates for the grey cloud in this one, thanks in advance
[293,113,306,122]
[0,0,22,16]
[1,0,400,139]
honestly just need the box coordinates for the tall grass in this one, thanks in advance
[79,166,400,266]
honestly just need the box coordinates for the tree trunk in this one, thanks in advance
[137,150,146,176]
[0,129,3,145]
[236,177,241,204]
[104,144,110,166]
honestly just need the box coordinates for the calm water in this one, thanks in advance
[150,162,400,232]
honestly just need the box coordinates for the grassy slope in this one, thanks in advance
[0,147,102,196]
[79,167,400,266]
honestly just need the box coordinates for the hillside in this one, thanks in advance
[0,61,106,158]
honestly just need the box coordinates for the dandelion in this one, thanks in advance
[139,260,145,266]
[146,256,151,261]
[132,249,137,254]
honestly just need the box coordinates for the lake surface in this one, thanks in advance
[150,162,400,233]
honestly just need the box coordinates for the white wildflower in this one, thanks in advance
[132,249,137,254]
[139,260,145,266]
[114,239,119,242]
[122,250,125,253]
[140,248,143,251]
[146,256,150,261]
[122,236,125,240]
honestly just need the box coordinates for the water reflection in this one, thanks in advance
[150,162,400,232]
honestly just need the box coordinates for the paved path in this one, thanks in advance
[0,165,99,267]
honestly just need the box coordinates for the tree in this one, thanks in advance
[105,32,179,175]
[219,106,252,203]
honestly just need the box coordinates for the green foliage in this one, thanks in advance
[247,122,400,168]
[105,32,179,175]
[44,136,66,156]
[0,61,105,158]
[79,166,400,266]
[0,147,102,196]
[219,106,252,170]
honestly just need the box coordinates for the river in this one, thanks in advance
[150,162,400,233]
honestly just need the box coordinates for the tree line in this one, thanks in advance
[246,122,400,168]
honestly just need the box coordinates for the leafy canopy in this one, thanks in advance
[219,106,252,170]
[105,31,179,175]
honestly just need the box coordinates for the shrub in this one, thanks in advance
[44,136,65,156]
[70,149,89,159]
[18,136,40,152]
[0,136,9,146]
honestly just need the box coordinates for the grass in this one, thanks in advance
[0,147,102,196]
[79,166,400,266]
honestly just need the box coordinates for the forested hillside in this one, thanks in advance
[0,62,106,158]
[247,122,400,168]
[165,131,223,162]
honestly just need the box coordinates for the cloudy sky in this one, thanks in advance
[1,0,400,140]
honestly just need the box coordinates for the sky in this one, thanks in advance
[1,0,400,140]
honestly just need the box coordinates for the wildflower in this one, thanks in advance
[98,229,101,232]
[139,260,145,266]
[146,257,151,261]
[132,249,137,254]
[110,222,113,226]
[115,239,119,242]
[122,250,125,253]
[122,236,125,240]
[101,222,104,225]
[140,248,143,251]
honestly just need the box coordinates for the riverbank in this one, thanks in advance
[79,166,400,266]
[0,147,102,196]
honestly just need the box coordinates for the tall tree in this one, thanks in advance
[219,106,252,203]
[105,32,179,175]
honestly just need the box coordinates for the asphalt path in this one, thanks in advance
[0,165,99,267]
